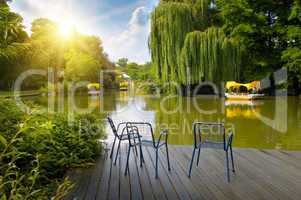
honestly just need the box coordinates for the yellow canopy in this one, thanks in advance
[120,81,129,88]
[226,81,261,91]
[87,83,101,90]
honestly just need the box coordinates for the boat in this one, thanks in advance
[225,81,264,100]
[225,93,264,100]
[119,81,129,91]
[87,83,101,95]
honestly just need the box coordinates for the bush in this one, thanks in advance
[136,81,158,94]
[0,99,104,199]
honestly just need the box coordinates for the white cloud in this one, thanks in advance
[105,6,151,64]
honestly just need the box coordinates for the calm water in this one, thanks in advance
[28,91,301,150]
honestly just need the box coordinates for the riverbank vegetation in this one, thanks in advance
[150,0,301,95]
[116,58,158,94]
[0,1,109,198]
[0,99,104,199]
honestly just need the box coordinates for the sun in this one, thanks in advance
[58,20,75,38]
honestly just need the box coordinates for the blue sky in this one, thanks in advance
[10,0,159,63]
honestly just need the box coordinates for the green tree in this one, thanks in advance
[282,0,301,94]
[120,62,155,81]
[30,18,64,82]
[217,0,296,81]
[152,0,301,95]
[0,2,29,89]
[65,50,100,82]
[116,58,129,68]
[29,19,115,87]
[150,0,241,92]
[64,32,115,86]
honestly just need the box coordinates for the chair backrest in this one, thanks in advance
[126,122,155,147]
[193,122,226,150]
[107,117,119,138]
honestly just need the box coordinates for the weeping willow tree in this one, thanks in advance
[150,0,242,92]
[179,28,241,85]
[150,2,194,83]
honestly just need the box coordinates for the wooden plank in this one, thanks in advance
[85,158,105,200]
[144,146,180,200]
[280,150,301,160]
[261,150,301,170]
[173,146,226,200]
[96,152,114,200]
[210,149,277,200]
[128,146,143,200]
[234,150,294,200]
[157,148,191,200]
[141,146,168,200]
[172,146,217,199]
[108,148,120,200]
[160,146,202,200]
[66,145,301,200]
[190,148,244,200]
[64,167,92,200]
[119,144,131,200]
[133,147,156,200]
[234,149,298,199]
[248,149,301,185]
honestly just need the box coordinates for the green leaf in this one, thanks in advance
[0,133,7,147]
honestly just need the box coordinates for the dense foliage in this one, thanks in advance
[180,28,241,85]
[151,0,301,94]
[150,0,241,92]
[281,0,301,92]
[0,2,115,91]
[117,60,155,81]
[217,0,301,93]
[0,99,104,199]
[116,59,157,93]
[150,2,194,83]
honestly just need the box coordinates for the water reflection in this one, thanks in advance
[26,91,301,150]
[109,93,301,150]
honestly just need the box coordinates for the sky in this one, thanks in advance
[9,0,159,64]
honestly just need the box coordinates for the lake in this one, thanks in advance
[26,91,301,150]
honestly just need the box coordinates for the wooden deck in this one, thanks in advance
[65,145,301,200]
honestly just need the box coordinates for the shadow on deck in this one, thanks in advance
[65,145,301,200]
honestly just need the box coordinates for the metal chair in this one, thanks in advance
[125,122,171,178]
[107,117,139,165]
[188,122,235,182]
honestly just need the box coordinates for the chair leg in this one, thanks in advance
[225,150,230,182]
[133,137,138,156]
[155,149,159,179]
[114,139,121,165]
[196,148,201,166]
[139,144,144,167]
[137,137,145,163]
[230,144,235,172]
[188,148,196,178]
[165,144,171,171]
[142,152,145,163]
[125,145,131,176]
[110,136,117,159]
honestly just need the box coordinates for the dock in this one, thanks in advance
[65,145,301,200]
